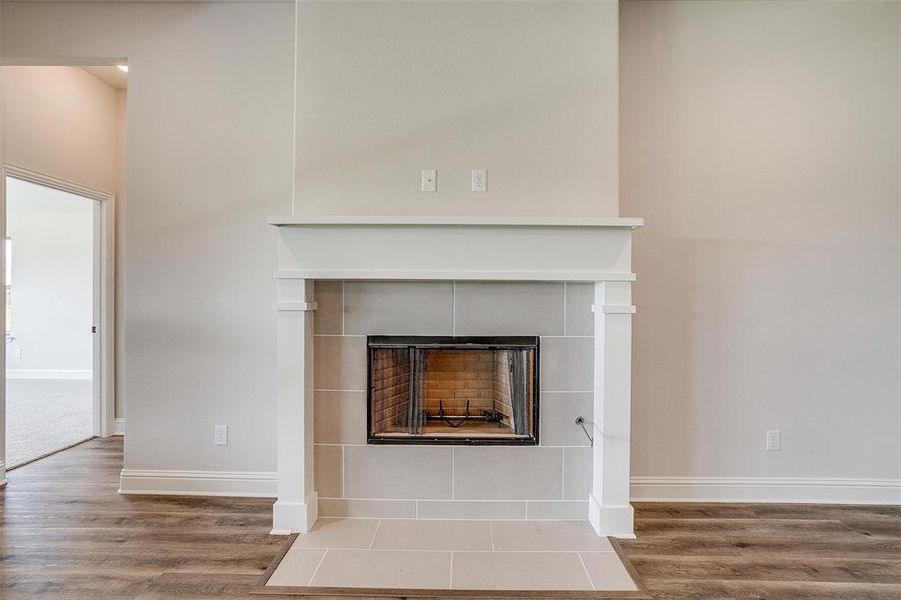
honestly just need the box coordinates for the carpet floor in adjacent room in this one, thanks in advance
[5,378,93,467]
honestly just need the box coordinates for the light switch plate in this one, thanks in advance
[421,169,437,192]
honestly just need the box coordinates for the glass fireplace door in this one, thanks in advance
[368,336,539,445]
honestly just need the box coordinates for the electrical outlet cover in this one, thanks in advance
[421,169,437,192]
[766,429,781,451]
[214,425,228,446]
[471,169,487,192]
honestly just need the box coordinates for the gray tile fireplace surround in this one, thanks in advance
[312,280,594,521]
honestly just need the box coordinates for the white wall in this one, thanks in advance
[295,1,619,218]
[1,1,295,473]
[621,0,901,496]
[2,0,898,502]
[6,178,94,377]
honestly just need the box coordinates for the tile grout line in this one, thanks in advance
[451,448,456,499]
[576,551,596,591]
[488,520,495,551]
[368,519,382,549]
[313,334,366,338]
[448,551,454,589]
[308,548,329,586]
[318,515,586,523]
[561,448,566,500]
[285,547,616,554]
[317,495,584,501]
[316,443,367,447]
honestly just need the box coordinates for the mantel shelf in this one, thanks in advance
[267,215,644,229]
[270,213,640,283]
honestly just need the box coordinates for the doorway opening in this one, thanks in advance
[0,64,124,477]
[4,175,105,468]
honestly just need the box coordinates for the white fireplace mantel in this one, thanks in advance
[270,217,643,538]
[271,216,643,283]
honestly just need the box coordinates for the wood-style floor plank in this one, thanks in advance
[1,438,282,599]
[3,438,901,599]
[622,500,901,598]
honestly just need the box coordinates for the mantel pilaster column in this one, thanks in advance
[272,278,318,534]
[589,280,635,538]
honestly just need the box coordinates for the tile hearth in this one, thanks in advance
[264,518,638,592]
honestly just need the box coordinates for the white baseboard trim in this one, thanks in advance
[116,474,900,507]
[272,493,319,534]
[631,476,901,505]
[588,494,635,538]
[7,369,92,380]
[112,418,125,436]
[119,469,277,498]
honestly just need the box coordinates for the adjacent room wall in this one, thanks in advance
[621,0,901,499]
[1,1,295,474]
[295,0,619,218]
[114,88,126,420]
[1,66,118,192]
[6,178,94,378]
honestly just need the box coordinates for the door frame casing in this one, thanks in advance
[2,163,117,439]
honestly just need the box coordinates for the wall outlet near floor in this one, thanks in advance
[12,349,21,359]
[766,429,781,452]
[214,424,228,446]
[471,169,487,192]
[421,169,437,192]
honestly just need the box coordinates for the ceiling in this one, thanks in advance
[81,66,128,90]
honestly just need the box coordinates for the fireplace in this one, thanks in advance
[269,217,641,535]
[367,336,539,445]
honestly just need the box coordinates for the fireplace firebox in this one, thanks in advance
[367,336,539,445]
